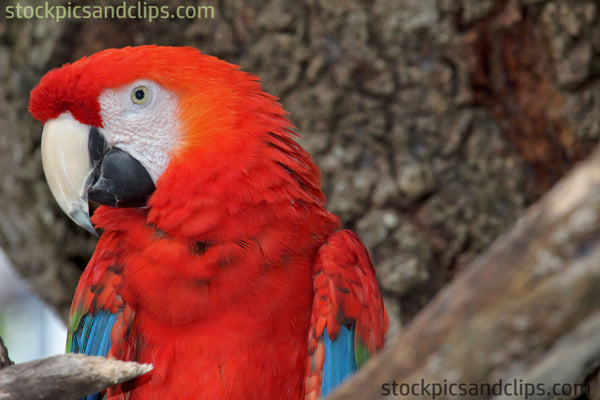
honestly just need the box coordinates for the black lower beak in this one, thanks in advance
[87,128,156,208]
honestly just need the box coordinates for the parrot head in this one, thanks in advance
[29,46,306,237]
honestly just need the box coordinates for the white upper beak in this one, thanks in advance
[41,112,96,235]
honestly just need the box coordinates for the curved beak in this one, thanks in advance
[41,112,97,235]
[41,112,156,236]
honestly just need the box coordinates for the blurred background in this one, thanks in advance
[1,0,600,363]
[0,249,64,362]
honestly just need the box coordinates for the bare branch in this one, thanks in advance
[0,354,152,400]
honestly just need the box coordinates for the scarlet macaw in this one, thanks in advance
[29,45,388,399]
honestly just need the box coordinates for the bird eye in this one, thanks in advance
[132,86,149,104]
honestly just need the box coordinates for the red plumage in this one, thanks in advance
[29,46,388,399]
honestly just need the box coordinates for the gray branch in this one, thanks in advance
[0,354,152,400]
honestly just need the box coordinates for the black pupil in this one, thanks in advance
[135,89,145,100]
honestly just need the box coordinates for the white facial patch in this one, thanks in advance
[98,79,181,183]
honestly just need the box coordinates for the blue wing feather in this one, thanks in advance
[70,310,119,400]
[321,325,357,396]
[306,230,388,399]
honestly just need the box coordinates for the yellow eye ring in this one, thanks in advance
[132,86,149,104]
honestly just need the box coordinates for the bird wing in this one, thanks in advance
[67,234,135,400]
[304,230,388,399]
